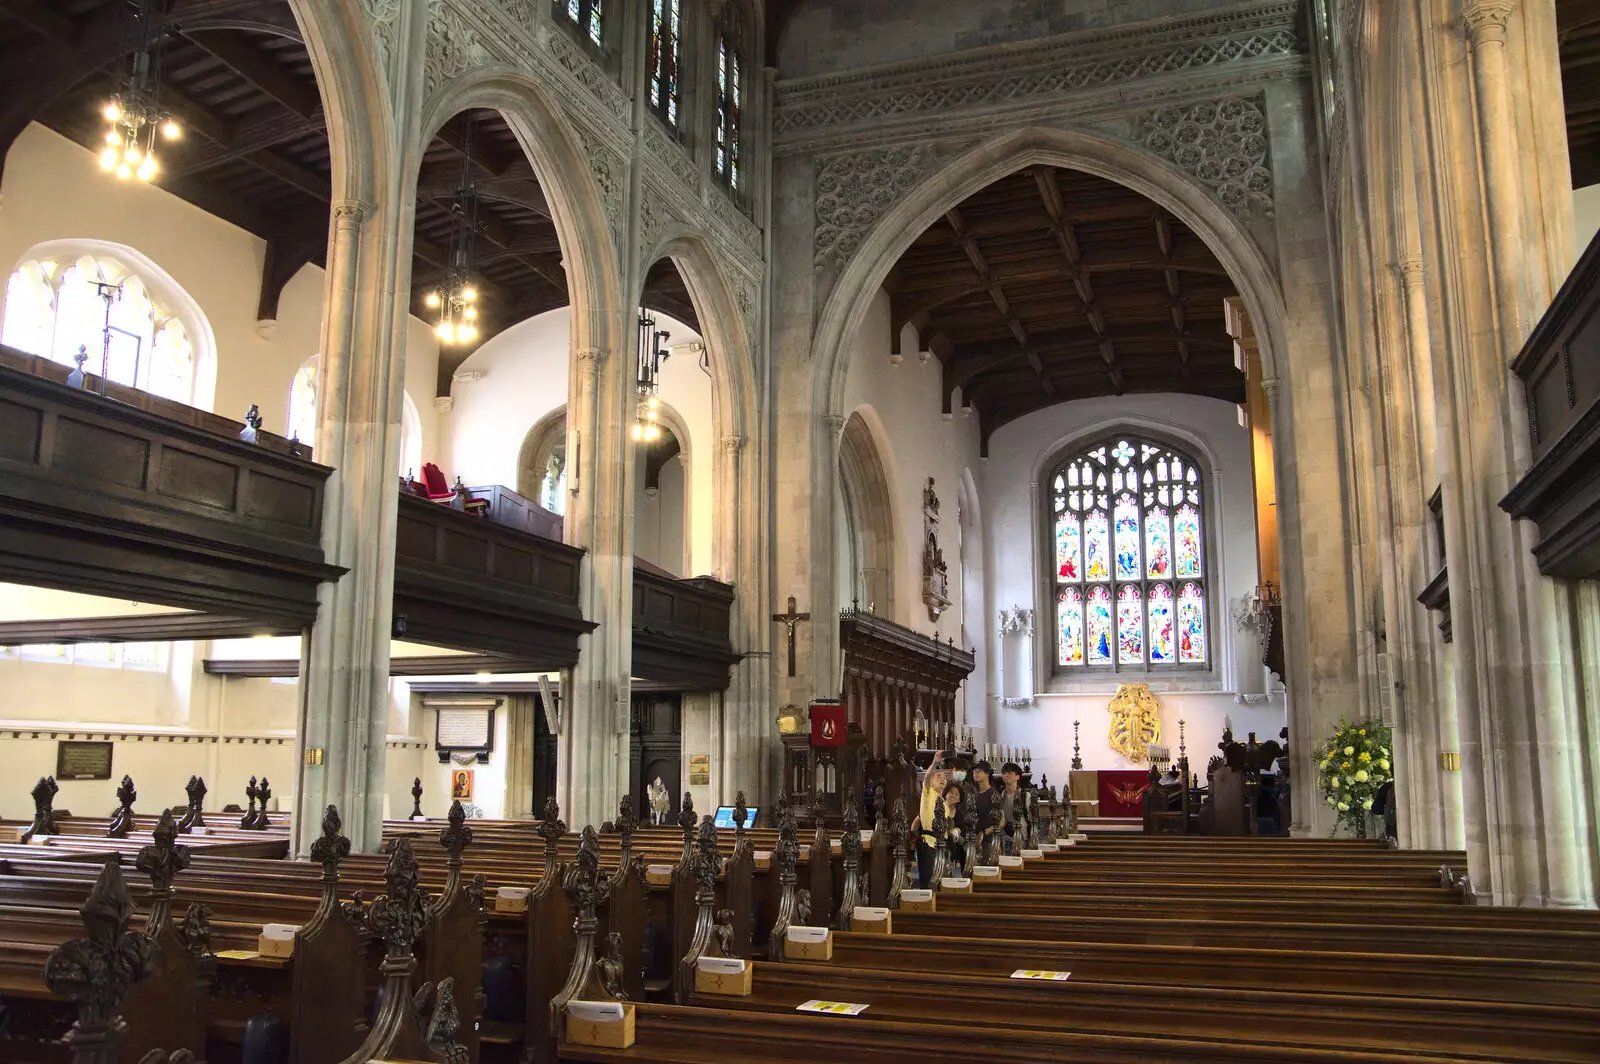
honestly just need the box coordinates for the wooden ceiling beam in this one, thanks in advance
[0,0,75,44]
[183,29,321,119]
[436,113,519,178]
[168,110,321,175]
[943,205,1053,399]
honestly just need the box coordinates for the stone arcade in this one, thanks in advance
[0,0,1596,1017]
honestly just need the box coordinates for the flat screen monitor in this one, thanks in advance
[713,806,758,829]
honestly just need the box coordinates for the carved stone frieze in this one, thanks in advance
[572,125,625,250]
[1134,95,1274,218]
[543,25,631,123]
[425,0,489,97]
[703,183,762,258]
[814,145,939,270]
[775,2,1301,140]
[646,120,700,193]
[640,184,681,256]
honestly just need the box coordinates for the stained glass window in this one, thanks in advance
[1057,587,1083,665]
[1086,585,1113,665]
[715,35,742,188]
[1050,435,1208,671]
[647,0,681,128]
[556,0,603,48]
[3,255,196,406]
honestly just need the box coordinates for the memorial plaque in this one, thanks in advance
[435,706,494,752]
[688,752,710,786]
[56,740,113,780]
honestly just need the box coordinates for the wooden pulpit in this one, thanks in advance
[779,700,868,825]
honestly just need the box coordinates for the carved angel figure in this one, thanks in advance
[648,777,670,825]
[794,888,811,927]
[713,908,736,958]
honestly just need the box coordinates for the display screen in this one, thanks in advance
[713,806,758,829]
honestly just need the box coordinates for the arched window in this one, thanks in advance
[556,0,604,48]
[713,24,743,188]
[1049,436,1208,671]
[287,354,418,476]
[3,254,196,405]
[647,0,682,128]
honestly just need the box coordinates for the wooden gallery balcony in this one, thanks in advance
[632,562,740,691]
[392,490,593,670]
[0,348,341,627]
[1502,232,1600,578]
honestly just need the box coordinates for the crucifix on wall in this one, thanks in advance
[772,596,811,677]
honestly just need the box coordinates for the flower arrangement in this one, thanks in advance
[1315,717,1393,837]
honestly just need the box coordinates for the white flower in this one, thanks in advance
[1326,796,1337,805]
[1336,801,1349,812]
[1378,758,1390,770]
[1343,746,1355,756]
[1361,798,1373,810]
[1354,770,1369,783]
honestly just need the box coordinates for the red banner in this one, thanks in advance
[1097,769,1152,817]
[810,701,846,747]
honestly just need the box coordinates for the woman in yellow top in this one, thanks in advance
[909,759,951,887]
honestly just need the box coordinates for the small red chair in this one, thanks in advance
[419,462,456,503]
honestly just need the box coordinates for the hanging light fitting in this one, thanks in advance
[100,0,180,183]
[633,313,671,441]
[429,114,483,346]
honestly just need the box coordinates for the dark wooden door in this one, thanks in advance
[630,693,682,825]
[533,692,558,814]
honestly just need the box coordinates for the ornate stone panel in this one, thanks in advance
[1133,95,1274,218]
[425,0,489,97]
[775,1,1301,141]
[365,0,403,72]
[646,120,701,192]
[813,146,940,270]
[543,28,631,123]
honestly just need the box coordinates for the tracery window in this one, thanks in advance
[287,354,419,476]
[714,33,742,188]
[1050,436,1208,671]
[647,0,681,128]
[556,0,604,48]
[2,255,195,406]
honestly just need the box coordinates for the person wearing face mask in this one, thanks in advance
[970,761,998,859]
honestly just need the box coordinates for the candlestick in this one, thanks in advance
[1178,718,1187,760]
[1071,720,1083,771]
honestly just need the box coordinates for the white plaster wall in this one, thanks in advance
[443,306,717,574]
[981,393,1283,777]
[1573,183,1600,259]
[839,290,982,644]
[0,123,440,454]
[777,0,1228,78]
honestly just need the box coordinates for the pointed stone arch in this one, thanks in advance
[838,408,897,619]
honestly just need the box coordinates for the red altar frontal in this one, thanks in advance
[1068,769,1155,817]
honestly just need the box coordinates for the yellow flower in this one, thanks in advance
[1341,761,1351,770]
[1354,770,1369,783]
[1359,752,1371,762]
[1358,729,1366,736]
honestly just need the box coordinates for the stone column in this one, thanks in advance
[716,432,770,805]
[1463,1,1528,351]
[292,193,411,854]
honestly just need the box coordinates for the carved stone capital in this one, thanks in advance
[721,434,748,456]
[1260,376,1283,400]
[433,395,455,415]
[1392,256,1426,287]
[1463,0,1515,47]
[332,200,369,228]
[575,347,605,383]
[822,413,847,443]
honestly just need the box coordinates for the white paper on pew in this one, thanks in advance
[646,864,674,876]
[830,839,842,853]
[787,925,831,943]
[998,855,1024,868]
[1071,833,1088,841]
[1021,849,1044,858]
[859,829,874,845]
[1058,838,1078,847]
[797,1000,869,1016]
[568,1000,626,1022]
[1038,842,1059,852]
[939,877,972,889]
[497,887,529,901]
[697,956,748,974]
[852,906,890,922]
[262,923,299,941]
[970,866,1001,878]
[1010,969,1071,981]
[798,844,811,860]
[900,889,934,903]
[754,850,772,861]
[190,827,208,836]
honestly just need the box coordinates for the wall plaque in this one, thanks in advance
[434,704,496,764]
[688,753,710,786]
[57,741,113,781]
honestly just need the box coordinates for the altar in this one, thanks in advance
[1068,769,1157,818]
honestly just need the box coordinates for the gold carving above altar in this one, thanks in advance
[1107,683,1161,764]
